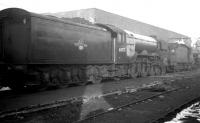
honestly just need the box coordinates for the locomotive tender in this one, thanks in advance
[0,8,192,90]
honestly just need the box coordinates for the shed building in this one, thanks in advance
[47,8,191,47]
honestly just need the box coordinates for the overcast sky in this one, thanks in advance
[0,0,199,41]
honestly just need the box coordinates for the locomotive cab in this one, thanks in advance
[96,24,137,64]
[115,30,136,63]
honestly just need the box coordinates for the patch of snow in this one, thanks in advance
[0,87,11,91]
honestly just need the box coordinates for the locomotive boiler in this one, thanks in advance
[0,8,191,90]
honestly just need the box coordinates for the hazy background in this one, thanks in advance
[0,0,199,44]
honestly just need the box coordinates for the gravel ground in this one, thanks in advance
[1,69,200,123]
[81,76,200,123]
[0,76,165,113]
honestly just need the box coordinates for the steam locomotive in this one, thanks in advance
[0,8,193,90]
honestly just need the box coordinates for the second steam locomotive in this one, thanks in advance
[0,8,193,90]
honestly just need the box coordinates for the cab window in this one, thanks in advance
[117,33,122,43]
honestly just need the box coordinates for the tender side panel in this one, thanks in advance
[0,19,3,60]
[174,46,189,63]
[29,16,113,64]
[169,44,190,65]
[0,9,30,64]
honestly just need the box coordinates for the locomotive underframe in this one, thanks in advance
[1,55,165,90]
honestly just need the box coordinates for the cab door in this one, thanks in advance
[116,33,136,63]
[116,33,128,63]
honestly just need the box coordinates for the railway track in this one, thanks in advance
[0,70,199,123]
[0,82,184,122]
[76,87,183,123]
[76,76,200,123]
[0,81,163,119]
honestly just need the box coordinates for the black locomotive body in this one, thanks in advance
[0,8,192,90]
[168,43,193,71]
